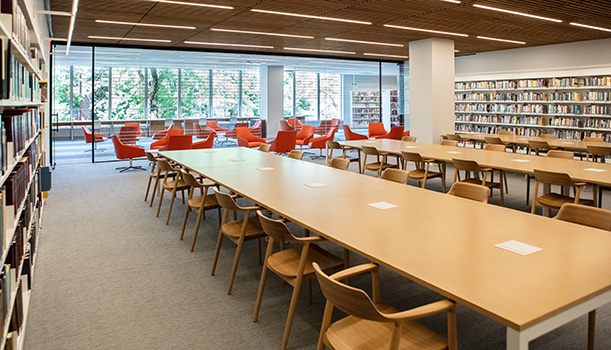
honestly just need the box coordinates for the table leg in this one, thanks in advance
[507,328,529,350]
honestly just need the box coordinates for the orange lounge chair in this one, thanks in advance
[159,135,192,151]
[192,131,216,149]
[269,130,297,153]
[368,122,387,138]
[343,125,367,140]
[82,125,107,143]
[287,118,305,132]
[151,129,184,149]
[112,135,146,172]
[250,120,263,137]
[193,122,212,138]
[207,120,228,135]
[237,127,266,148]
[295,125,315,148]
[279,120,294,131]
[124,122,143,137]
[226,122,250,139]
[309,127,336,159]
[376,126,404,140]
[117,125,138,145]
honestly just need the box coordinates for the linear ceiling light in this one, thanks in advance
[211,28,313,39]
[325,38,403,47]
[473,4,562,22]
[149,0,233,9]
[441,0,461,3]
[95,20,196,29]
[184,41,274,49]
[476,36,525,44]
[251,9,371,25]
[363,53,408,59]
[383,24,468,37]
[65,0,79,54]
[570,22,611,33]
[88,36,172,43]
[284,47,356,54]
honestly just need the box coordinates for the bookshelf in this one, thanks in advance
[454,76,611,141]
[351,90,380,128]
[0,0,47,349]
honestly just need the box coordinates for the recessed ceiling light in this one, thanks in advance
[325,38,403,47]
[363,53,408,59]
[149,0,233,9]
[476,36,526,44]
[570,22,611,33]
[184,41,274,49]
[88,36,171,43]
[251,9,371,25]
[211,28,313,39]
[384,24,468,37]
[95,20,196,29]
[284,47,356,54]
[441,0,461,3]
[473,4,562,23]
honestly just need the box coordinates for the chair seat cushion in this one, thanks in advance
[326,304,447,350]
[460,178,501,189]
[188,194,220,209]
[364,163,396,171]
[537,193,594,209]
[408,169,442,180]
[222,216,265,239]
[163,179,189,190]
[267,245,344,278]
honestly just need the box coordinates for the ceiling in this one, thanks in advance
[49,0,611,60]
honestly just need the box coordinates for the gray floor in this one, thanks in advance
[23,142,611,349]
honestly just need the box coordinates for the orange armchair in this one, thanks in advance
[117,125,138,145]
[403,130,411,137]
[376,126,404,140]
[153,123,174,140]
[236,127,266,148]
[82,125,107,143]
[112,135,146,172]
[313,120,333,136]
[295,125,315,148]
[279,120,293,131]
[269,130,297,154]
[343,125,367,141]
[124,122,143,137]
[226,122,250,139]
[368,122,387,138]
[193,122,212,138]
[150,129,184,149]
[159,135,192,151]
[309,127,337,158]
[192,131,216,149]
[287,118,305,132]
[250,120,263,137]
[207,120,228,135]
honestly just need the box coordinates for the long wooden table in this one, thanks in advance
[160,147,611,350]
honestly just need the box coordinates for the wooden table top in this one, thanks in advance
[160,148,611,332]
[457,133,610,151]
[340,139,611,186]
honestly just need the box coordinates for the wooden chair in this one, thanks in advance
[313,262,457,350]
[448,182,490,203]
[258,143,271,153]
[380,168,408,184]
[326,141,360,172]
[484,136,504,146]
[287,150,304,160]
[452,158,504,205]
[540,133,557,139]
[253,212,345,350]
[179,170,221,252]
[499,130,514,136]
[526,149,575,205]
[361,145,397,177]
[144,151,159,202]
[583,136,604,143]
[440,140,458,147]
[528,139,551,156]
[155,159,190,224]
[531,169,594,216]
[446,134,465,147]
[484,144,509,194]
[402,151,445,192]
[401,136,416,142]
[586,145,611,207]
[555,203,611,350]
[328,158,350,171]
[211,189,266,295]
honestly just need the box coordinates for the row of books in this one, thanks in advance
[455,104,546,113]
[548,105,581,114]
[455,124,545,137]
[455,115,544,126]
[1,38,40,102]
[1,0,30,57]
[455,76,611,90]
[4,156,31,218]
[455,80,517,90]
[353,108,380,114]
[549,117,611,130]
[455,91,611,102]
[1,109,39,163]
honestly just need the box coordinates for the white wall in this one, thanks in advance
[260,66,284,137]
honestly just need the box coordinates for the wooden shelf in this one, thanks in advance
[0,101,43,108]
[0,130,40,188]
[455,100,611,105]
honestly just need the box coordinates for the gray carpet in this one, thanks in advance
[23,145,611,349]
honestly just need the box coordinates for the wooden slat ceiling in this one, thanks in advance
[49,0,611,60]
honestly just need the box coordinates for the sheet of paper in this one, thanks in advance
[512,159,530,163]
[256,167,275,171]
[229,159,245,162]
[584,168,606,172]
[447,151,462,154]
[367,201,398,210]
[403,146,418,149]
[495,240,542,255]
[304,182,329,188]
[204,150,218,153]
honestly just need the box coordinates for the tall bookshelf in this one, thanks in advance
[454,76,611,141]
[0,0,46,349]
[351,90,380,128]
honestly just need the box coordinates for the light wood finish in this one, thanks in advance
[212,188,266,295]
[587,144,611,162]
[531,169,594,216]
[484,144,509,194]
[361,145,397,177]
[253,212,345,350]
[546,150,574,159]
[314,263,456,350]
[380,168,408,184]
[144,151,159,202]
[540,133,557,140]
[527,140,551,156]
[499,131,514,136]
[583,137,604,143]
[288,150,304,160]
[401,136,417,142]
[446,134,464,147]
[155,159,189,224]
[485,136,513,152]
[402,151,445,192]
[179,170,221,252]
[327,141,361,173]
[458,133,607,153]
[258,143,271,153]
[440,140,458,147]
[452,158,504,206]
[329,158,350,171]
[448,182,490,203]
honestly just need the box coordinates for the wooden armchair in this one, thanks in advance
[401,136,417,142]
[448,182,490,203]
[361,145,396,177]
[452,158,504,205]
[144,151,159,202]
[258,143,271,153]
[287,150,304,160]
[326,141,360,172]
[328,158,350,171]
[380,168,408,184]
[155,159,190,224]
[313,263,456,350]
[531,169,594,216]
[402,151,445,192]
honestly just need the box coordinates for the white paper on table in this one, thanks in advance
[257,167,275,171]
[495,240,542,255]
[447,151,462,154]
[367,201,398,210]
[229,159,245,162]
[403,146,418,149]
[204,150,218,153]
[512,159,530,163]
[584,168,606,172]
[304,182,329,188]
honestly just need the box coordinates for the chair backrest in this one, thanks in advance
[533,169,575,187]
[343,125,367,141]
[257,210,300,243]
[329,158,350,170]
[583,136,604,143]
[401,151,425,164]
[279,120,292,131]
[401,136,416,142]
[361,145,380,156]
[270,130,297,153]
[448,182,490,203]
[440,140,458,146]
[555,204,611,231]
[326,141,342,150]
[258,143,271,152]
[368,123,386,138]
[156,159,174,172]
[540,133,557,139]
[124,122,142,136]
[587,145,611,157]
[213,188,242,211]
[380,169,408,184]
[446,134,463,141]
[180,169,201,188]
[381,126,404,140]
[191,131,216,149]
[485,136,504,145]
[528,140,550,151]
[236,127,254,141]
[118,125,138,144]
[547,150,574,159]
[330,118,340,127]
[207,120,220,129]
[499,130,514,136]
[145,151,157,162]
[82,126,93,143]
[164,135,193,150]
[288,150,304,160]
[484,144,506,152]
[452,158,483,173]
[296,125,315,139]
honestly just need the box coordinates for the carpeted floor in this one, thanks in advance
[23,143,611,349]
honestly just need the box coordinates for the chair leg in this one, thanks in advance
[180,205,191,241]
[227,236,246,295]
[156,188,166,217]
[257,238,262,265]
[503,171,509,193]
[588,310,596,350]
[211,230,225,276]
[145,176,153,202]
[499,175,505,206]
[253,238,275,322]
[150,176,160,207]
[525,175,531,206]
[281,275,304,350]
[317,302,334,350]
[165,188,178,225]
[190,206,206,252]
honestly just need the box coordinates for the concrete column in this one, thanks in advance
[342,75,353,127]
[409,38,455,143]
[260,65,284,137]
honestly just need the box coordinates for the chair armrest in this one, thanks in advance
[574,182,588,186]
[295,235,326,243]
[330,263,378,281]
[239,205,261,211]
[381,300,455,321]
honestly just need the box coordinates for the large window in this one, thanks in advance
[241,69,260,117]
[295,72,318,120]
[148,68,178,119]
[320,73,341,120]
[212,69,239,118]
[181,68,210,118]
[111,67,145,120]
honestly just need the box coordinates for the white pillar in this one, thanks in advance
[409,38,455,143]
[260,65,284,137]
